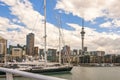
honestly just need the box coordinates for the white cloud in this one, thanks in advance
[0,0,17,6]
[100,21,112,28]
[55,0,120,21]
[92,37,120,54]
[12,18,21,23]
[55,0,107,21]
[112,19,120,27]
[100,19,120,28]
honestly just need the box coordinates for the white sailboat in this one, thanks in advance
[22,0,73,73]
[33,0,73,73]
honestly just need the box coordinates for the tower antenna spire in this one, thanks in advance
[81,17,85,54]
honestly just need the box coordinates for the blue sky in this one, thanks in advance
[0,0,119,32]
[0,0,120,54]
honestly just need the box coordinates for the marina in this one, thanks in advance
[0,0,120,80]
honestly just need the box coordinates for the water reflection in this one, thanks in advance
[71,67,120,80]
[44,71,72,80]
[45,67,120,80]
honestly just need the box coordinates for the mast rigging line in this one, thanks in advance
[31,0,44,33]
[49,0,66,49]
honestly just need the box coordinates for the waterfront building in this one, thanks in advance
[0,36,7,62]
[22,46,26,60]
[8,44,25,54]
[79,49,82,55]
[79,51,105,63]
[9,45,23,61]
[34,47,39,57]
[62,45,71,55]
[22,45,26,55]
[84,47,87,52]
[26,33,34,56]
[39,49,44,60]
[8,45,12,54]
[89,51,105,56]
[12,48,22,61]
[47,49,57,62]
[87,51,105,63]
[70,49,80,65]
[72,49,78,55]
[96,54,120,64]
[104,54,117,63]
[115,54,120,63]
[61,45,71,63]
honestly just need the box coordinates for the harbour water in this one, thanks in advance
[1,66,120,80]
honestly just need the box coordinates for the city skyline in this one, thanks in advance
[0,0,120,54]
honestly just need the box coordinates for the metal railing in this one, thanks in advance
[0,67,66,80]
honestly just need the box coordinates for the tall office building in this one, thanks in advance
[0,36,7,55]
[26,33,34,56]
[0,36,7,62]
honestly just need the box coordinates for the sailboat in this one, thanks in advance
[26,0,73,73]
[16,0,72,74]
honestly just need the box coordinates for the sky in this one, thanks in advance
[0,0,120,54]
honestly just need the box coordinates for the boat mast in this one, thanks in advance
[58,16,61,64]
[56,15,62,64]
[44,0,47,66]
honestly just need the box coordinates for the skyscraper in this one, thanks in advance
[26,33,34,56]
[0,36,7,55]
[0,36,7,62]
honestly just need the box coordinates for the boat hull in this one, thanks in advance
[24,66,73,73]
[0,66,73,75]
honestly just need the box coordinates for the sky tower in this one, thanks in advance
[80,18,85,53]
